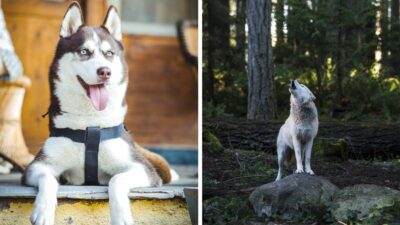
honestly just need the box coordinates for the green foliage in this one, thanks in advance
[222,159,276,187]
[203,0,400,121]
[203,128,224,153]
[203,0,248,117]
[323,197,400,225]
[203,196,259,225]
[360,196,400,225]
[323,202,340,224]
[346,209,362,224]
[203,101,233,118]
[342,68,400,121]
[313,138,349,161]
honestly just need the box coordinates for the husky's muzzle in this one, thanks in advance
[77,75,109,111]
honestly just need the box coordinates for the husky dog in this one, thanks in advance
[275,80,318,181]
[22,2,172,225]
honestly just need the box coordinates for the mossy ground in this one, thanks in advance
[203,147,400,225]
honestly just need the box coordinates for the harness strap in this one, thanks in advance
[50,124,125,143]
[84,127,100,185]
[49,124,125,185]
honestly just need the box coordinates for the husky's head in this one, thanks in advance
[48,2,128,129]
[289,80,316,104]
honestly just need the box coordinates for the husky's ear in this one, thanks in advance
[60,2,83,38]
[103,6,122,41]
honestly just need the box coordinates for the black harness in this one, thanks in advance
[49,124,125,185]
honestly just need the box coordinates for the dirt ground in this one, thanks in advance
[203,148,400,225]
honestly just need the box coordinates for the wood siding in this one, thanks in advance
[123,36,197,146]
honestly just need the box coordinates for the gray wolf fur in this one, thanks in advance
[22,2,172,225]
[275,80,318,181]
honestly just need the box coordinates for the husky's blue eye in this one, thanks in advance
[105,50,114,57]
[79,49,88,55]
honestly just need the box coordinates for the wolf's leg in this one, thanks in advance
[108,163,158,225]
[293,138,304,173]
[304,139,315,175]
[275,142,287,181]
[25,163,59,225]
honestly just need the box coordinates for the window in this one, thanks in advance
[107,0,197,36]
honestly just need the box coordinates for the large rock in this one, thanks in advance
[249,174,339,221]
[331,184,400,223]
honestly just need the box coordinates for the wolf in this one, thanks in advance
[275,80,318,181]
[22,2,173,225]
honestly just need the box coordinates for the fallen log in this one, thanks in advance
[204,118,400,159]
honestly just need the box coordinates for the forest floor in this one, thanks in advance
[203,148,400,225]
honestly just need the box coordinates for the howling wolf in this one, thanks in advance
[22,2,172,225]
[275,80,318,181]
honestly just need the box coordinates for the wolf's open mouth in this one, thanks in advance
[77,76,109,111]
[291,80,296,89]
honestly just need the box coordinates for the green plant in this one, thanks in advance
[203,101,233,118]
[203,196,260,225]
[203,129,224,153]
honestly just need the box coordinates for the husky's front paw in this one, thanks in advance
[111,210,135,225]
[112,217,135,225]
[30,195,57,225]
[305,168,315,175]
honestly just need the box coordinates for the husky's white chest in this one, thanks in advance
[42,137,133,185]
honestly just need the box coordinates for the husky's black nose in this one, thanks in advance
[97,67,111,80]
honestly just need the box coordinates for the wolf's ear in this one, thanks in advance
[309,91,316,101]
[60,2,83,38]
[103,6,122,41]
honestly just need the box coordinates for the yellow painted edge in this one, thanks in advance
[0,198,191,225]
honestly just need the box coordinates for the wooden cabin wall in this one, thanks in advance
[122,35,197,147]
[2,0,197,153]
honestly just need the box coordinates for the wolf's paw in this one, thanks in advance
[294,168,304,174]
[305,169,315,175]
[30,196,57,225]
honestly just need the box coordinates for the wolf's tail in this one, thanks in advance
[134,143,173,184]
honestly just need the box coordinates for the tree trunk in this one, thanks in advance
[380,0,390,68]
[235,0,247,72]
[336,30,345,107]
[275,0,285,44]
[204,118,400,159]
[389,0,400,73]
[247,0,277,120]
[335,0,344,109]
[391,0,399,23]
[206,1,215,102]
[218,0,231,66]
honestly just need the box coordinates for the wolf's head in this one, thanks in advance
[289,80,316,105]
[48,2,128,129]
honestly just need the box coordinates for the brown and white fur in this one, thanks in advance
[275,80,318,181]
[22,3,173,225]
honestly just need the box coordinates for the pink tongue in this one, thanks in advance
[88,84,109,111]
